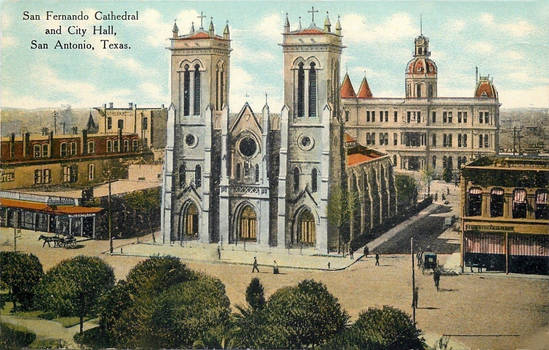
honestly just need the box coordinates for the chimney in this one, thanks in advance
[103,103,107,108]
[41,127,49,136]
[161,104,165,109]
[49,131,53,158]
[82,129,88,154]
[72,126,78,134]
[61,122,66,134]
[23,132,30,158]
[129,102,133,109]
[475,66,479,85]
[109,102,114,108]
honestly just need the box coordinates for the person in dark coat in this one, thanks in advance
[433,268,441,291]
[375,253,380,266]
[364,246,369,258]
[252,257,259,273]
[273,260,279,274]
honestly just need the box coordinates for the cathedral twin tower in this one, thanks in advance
[161,11,346,253]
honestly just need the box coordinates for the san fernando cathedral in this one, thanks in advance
[163,10,418,253]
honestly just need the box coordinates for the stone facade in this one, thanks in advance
[342,33,501,179]
[161,13,397,253]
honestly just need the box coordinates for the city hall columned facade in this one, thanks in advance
[160,14,397,254]
[342,32,501,178]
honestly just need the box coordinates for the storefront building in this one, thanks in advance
[460,156,549,274]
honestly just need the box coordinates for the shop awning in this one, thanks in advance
[0,198,102,215]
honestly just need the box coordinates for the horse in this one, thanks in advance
[38,234,61,248]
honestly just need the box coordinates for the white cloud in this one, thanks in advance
[505,72,549,84]
[139,82,169,105]
[499,85,549,108]
[230,65,282,111]
[21,64,133,107]
[342,12,415,44]
[504,50,524,60]
[447,19,466,33]
[255,13,283,41]
[232,41,276,64]
[479,13,535,37]
[467,41,495,55]
[126,8,170,48]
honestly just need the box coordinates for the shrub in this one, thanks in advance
[246,277,265,310]
[0,322,36,349]
[0,252,43,311]
[442,167,453,183]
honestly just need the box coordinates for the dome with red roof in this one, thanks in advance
[406,57,437,75]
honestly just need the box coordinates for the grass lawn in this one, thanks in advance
[53,316,93,328]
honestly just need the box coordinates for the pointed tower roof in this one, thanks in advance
[340,73,356,98]
[335,15,342,35]
[324,11,331,32]
[208,17,215,35]
[357,76,373,98]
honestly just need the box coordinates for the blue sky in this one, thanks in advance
[1,0,548,111]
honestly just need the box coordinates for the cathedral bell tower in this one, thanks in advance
[161,14,231,244]
[278,9,345,253]
[405,24,438,99]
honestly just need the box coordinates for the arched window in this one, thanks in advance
[490,188,504,217]
[458,134,462,147]
[179,164,185,187]
[239,206,257,241]
[183,65,190,116]
[428,84,433,98]
[512,189,527,218]
[220,69,224,109]
[255,164,259,182]
[442,156,447,168]
[463,134,467,147]
[297,63,304,117]
[448,156,453,169]
[215,66,219,110]
[236,163,241,179]
[468,187,482,216]
[193,65,200,114]
[416,84,421,98]
[195,165,201,188]
[311,168,318,192]
[293,167,300,193]
[535,190,548,219]
[479,134,483,148]
[308,62,317,117]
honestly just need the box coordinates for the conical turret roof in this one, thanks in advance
[340,73,356,98]
[357,76,373,98]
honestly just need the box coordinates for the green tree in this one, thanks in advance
[327,186,359,253]
[245,279,349,349]
[112,274,230,349]
[421,167,435,196]
[326,306,423,350]
[33,256,114,334]
[124,188,161,243]
[395,174,418,211]
[0,252,43,311]
[246,277,265,310]
[442,167,453,183]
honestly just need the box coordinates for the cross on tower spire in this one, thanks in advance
[198,11,206,29]
[308,6,319,25]
[420,14,423,35]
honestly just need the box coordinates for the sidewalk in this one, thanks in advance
[114,204,441,271]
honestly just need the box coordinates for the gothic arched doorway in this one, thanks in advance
[296,208,316,246]
[180,202,199,240]
[238,205,257,242]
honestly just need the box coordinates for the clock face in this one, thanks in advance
[239,137,257,157]
[297,134,315,151]
[185,134,195,146]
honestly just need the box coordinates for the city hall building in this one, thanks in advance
[460,156,549,274]
[342,32,500,177]
[161,13,397,253]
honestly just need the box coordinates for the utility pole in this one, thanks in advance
[13,211,19,252]
[512,127,516,155]
[411,236,416,324]
[108,169,113,254]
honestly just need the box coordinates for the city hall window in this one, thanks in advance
[367,111,370,122]
[394,133,398,146]
[535,190,548,219]
[345,110,349,122]
[42,144,49,157]
[107,140,112,153]
[432,111,436,123]
[372,111,376,122]
[113,140,119,152]
[60,142,68,157]
[463,134,467,147]
[394,111,398,122]
[70,142,77,155]
[407,111,411,123]
[34,169,42,184]
[512,189,527,219]
[117,120,124,130]
[432,155,436,168]
[142,117,148,130]
[490,188,504,217]
[88,164,95,181]
[43,169,51,183]
[443,112,447,123]
[479,134,483,148]
[107,117,112,129]
[34,145,41,158]
[448,112,453,123]
[432,134,436,146]
[458,112,462,123]
[463,112,467,123]
[88,141,95,153]
[124,140,129,152]
[385,111,389,122]
[484,112,489,124]
[132,140,139,152]
[484,134,489,148]
[467,187,483,216]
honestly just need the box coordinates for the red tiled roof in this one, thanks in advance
[357,77,373,98]
[475,80,497,98]
[0,198,103,215]
[347,152,380,167]
[292,28,326,35]
[340,74,356,98]
[179,31,224,40]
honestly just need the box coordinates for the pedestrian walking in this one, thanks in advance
[364,246,369,258]
[217,246,221,260]
[252,256,259,273]
[375,253,380,266]
[447,187,450,195]
[273,260,279,274]
[327,262,331,269]
[433,268,441,291]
